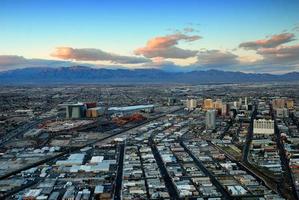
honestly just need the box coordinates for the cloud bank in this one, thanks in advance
[1,29,299,74]
[0,55,73,71]
[51,47,151,64]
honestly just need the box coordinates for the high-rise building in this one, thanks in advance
[65,103,86,119]
[272,98,285,108]
[186,99,197,110]
[286,99,294,109]
[244,97,248,105]
[214,99,223,110]
[204,99,214,109]
[206,109,216,129]
[253,119,274,135]
[221,104,228,116]
[167,97,176,106]
[239,98,242,107]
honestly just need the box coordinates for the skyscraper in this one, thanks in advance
[206,109,216,129]
[186,99,197,110]
[204,99,214,109]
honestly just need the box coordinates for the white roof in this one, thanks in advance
[90,156,104,163]
[24,189,42,197]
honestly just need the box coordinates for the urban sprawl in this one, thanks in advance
[0,83,299,200]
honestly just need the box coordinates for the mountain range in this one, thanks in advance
[0,66,299,85]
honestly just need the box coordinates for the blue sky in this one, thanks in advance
[0,0,299,73]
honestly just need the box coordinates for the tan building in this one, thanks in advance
[286,99,294,109]
[272,98,285,109]
[214,99,223,111]
[203,99,214,109]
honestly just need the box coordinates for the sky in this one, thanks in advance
[0,0,299,73]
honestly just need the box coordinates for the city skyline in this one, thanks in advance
[1,0,299,73]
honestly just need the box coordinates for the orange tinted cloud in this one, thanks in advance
[239,33,295,50]
[135,33,201,59]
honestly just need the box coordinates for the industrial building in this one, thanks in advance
[108,104,154,116]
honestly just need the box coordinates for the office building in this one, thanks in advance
[206,109,216,129]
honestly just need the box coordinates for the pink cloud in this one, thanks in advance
[135,33,201,59]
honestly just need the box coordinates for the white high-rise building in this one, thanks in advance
[253,119,274,135]
[206,109,216,129]
[239,98,242,107]
[186,99,197,110]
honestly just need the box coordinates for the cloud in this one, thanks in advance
[257,44,299,65]
[51,47,151,64]
[134,33,200,59]
[0,55,27,66]
[293,25,299,32]
[237,32,299,73]
[188,49,299,73]
[239,33,295,50]
[194,50,240,69]
[183,27,196,33]
[0,55,73,71]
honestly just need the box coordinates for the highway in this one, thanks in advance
[0,115,57,147]
[0,119,41,147]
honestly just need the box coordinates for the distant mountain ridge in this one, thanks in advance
[0,66,299,85]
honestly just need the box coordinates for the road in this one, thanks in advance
[270,104,299,200]
[180,141,232,199]
[242,104,257,162]
[210,141,280,194]
[0,115,58,147]
[149,136,179,199]
[219,117,234,140]
[1,107,184,199]
[113,143,125,200]
[0,119,41,147]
